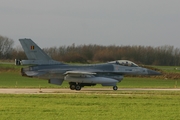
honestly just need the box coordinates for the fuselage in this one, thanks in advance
[22,62,150,81]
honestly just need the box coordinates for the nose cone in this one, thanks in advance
[147,69,162,75]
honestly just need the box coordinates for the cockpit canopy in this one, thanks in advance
[108,60,139,67]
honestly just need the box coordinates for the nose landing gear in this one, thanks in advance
[113,86,118,91]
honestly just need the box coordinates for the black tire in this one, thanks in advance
[113,86,118,91]
[70,84,76,90]
[75,85,81,91]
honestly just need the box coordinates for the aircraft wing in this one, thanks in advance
[64,71,96,76]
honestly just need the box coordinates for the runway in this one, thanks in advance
[0,88,180,94]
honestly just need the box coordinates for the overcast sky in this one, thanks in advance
[0,0,180,48]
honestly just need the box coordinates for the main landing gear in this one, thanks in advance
[69,82,81,91]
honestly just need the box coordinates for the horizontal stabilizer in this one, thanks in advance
[48,79,64,85]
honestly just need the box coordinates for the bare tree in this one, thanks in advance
[0,35,14,59]
[11,45,27,60]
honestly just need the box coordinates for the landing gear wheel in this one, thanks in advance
[113,86,118,91]
[75,85,81,91]
[70,84,76,90]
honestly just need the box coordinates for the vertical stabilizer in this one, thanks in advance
[19,38,51,60]
[18,38,62,65]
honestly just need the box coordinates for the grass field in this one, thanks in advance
[153,65,180,73]
[0,92,180,120]
[1,63,180,120]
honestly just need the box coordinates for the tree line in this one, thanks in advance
[43,45,180,66]
[1,35,180,66]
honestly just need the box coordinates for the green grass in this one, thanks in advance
[153,65,180,73]
[121,77,180,88]
[0,62,21,70]
[0,92,180,120]
[0,72,62,88]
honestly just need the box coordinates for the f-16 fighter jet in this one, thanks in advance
[16,39,161,90]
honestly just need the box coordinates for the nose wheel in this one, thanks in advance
[113,86,118,91]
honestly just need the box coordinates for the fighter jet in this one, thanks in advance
[16,39,161,90]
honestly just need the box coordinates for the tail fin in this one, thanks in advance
[18,38,62,65]
[19,38,51,60]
